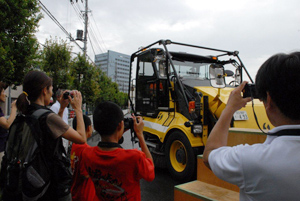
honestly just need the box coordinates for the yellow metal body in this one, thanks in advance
[143,86,273,148]
[197,86,273,130]
[143,112,204,147]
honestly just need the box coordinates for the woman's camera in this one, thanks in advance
[63,91,74,99]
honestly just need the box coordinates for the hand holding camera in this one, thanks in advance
[63,91,74,99]
[132,114,144,139]
[242,83,259,99]
[124,114,143,137]
[58,90,72,110]
[226,81,252,113]
[69,90,82,112]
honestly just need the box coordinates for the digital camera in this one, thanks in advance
[242,83,258,99]
[124,117,134,130]
[63,91,74,99]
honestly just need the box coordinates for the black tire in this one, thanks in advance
[165,131,196,182]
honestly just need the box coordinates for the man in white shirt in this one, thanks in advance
[50,89,70,153]
[203,52,300,201]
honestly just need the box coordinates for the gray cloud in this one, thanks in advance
[36,0,300,79]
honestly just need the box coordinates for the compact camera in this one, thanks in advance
[63,91,74,99]
[124,117,134,130]
[242,83,259,99]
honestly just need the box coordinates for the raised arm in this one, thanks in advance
[61,91,86,144]
[57,90,70,119]
[0,100,17,130]
[203,81,251,168]
[133,115,154,164]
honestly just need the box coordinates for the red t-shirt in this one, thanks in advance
[70,143,96,201]
[81,146,155,201]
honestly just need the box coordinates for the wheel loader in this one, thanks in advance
[127,39,272,182]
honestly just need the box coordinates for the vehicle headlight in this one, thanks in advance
[193,125,202,134]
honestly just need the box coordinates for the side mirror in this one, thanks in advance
[209,64,226,88]
[225,70,234,77]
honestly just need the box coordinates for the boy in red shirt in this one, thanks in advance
[70,115,96,201]
[81,101,155,201]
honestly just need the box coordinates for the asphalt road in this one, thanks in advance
[87,130,183,201]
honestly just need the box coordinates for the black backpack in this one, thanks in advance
[0,109,53,201]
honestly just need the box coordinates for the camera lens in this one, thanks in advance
[124,117,134,130]
[63,92,70,99]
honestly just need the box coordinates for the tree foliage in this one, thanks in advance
[39,39,128,109]
[0,0,42,86]
[40,37,73,98]
[94,72,128,108]
[71,53,101,105]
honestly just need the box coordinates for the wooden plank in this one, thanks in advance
[197,156,239,192]
[175,181,239,201]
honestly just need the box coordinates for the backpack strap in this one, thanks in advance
[31,109,51,120]
[24,109,52,162]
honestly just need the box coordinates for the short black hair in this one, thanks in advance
[73,114,92,131]
[256,51,300,120]
[93,101,124,136]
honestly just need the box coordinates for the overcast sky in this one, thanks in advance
[36,0,300,80]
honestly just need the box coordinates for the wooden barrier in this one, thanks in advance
[197,155,239,192]
[174,181,239,201]
[174,128,268,200]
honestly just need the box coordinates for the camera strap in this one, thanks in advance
[267,129,300,136]
[97,142,123,148]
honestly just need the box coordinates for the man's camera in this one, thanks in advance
[242,83,259,99]
[63,91,74,99]
[124,117,134,130]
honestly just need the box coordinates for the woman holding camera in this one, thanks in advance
[3,71,86,201]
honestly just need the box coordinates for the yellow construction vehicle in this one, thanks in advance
[128,40,272,182]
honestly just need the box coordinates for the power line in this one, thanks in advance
[69,1,108,55]
[91,12,107,52]
[39,1,69,36]
[89,24,104,53]
[39,0,96,66]
[70,1,84,23]
[38,0,84,52]
[39,0,101,64]
[87,33,96,56]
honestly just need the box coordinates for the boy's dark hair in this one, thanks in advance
[255,51,300,120]
[73,115,92,131]
[93,101,124,136]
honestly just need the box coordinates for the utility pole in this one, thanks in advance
[72,0,89,58]
[83,0,88,58]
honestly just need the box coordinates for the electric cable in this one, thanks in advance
[89,24,104,53]
[87,32,96,57]
[38,0,84,52]
[250,95,267,134]
[70,1,85,23]
[91,12,107,52]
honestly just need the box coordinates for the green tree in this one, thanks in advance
[40,37,73,99]
[94,71,128,108]
[115,91,128,108]
[71,54,101,106]
[0,0,42,86]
